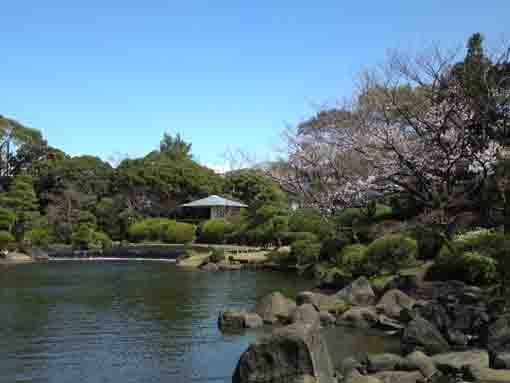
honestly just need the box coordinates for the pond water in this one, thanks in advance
[0,262,398,383]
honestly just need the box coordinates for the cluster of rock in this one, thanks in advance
[224,275,510,382]
[199,259,242,272]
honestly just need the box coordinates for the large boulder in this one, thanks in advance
[376,289,415,320]
[485,314,510,365]
[402,351,437,380]
[366,353,405,373]
[255,292,297,325]
[218,310,263,331]
[463,365,510,383]
[232,315,334,383]
[200,262,219,272]
[493,352,510,369]
[343,370,381,383]
[371,371,424,383]
[431,350,489,375]
[402,316,450,355]
[337,277,376,306]
[339,307,379,329]
[291,304,320,325]
[296,291,320,309]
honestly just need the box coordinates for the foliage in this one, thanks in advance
[71,225,112,250]
[223,169,286,209]
[128,218,175,242]
[280,231,319,246]
[288,208,333,240]
[164,221,196,244]
[209,248,226,263]
[199,218,235,244]
[319,235,352,263]
[0,230,14,251]
[25,227,53,249]
[365,234,417,274]
[159,132,192,161]
[337,244,369,276]
[427,250,497,285]
[0,208,15,231]
[266,249,296,265]
[290,240,321,265]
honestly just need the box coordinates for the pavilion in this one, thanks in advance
[179,195,248,219]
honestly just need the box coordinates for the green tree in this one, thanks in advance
[159,132,192,160]
[0,174,39,240]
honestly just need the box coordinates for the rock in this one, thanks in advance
[492,351,510,369]
[463,365,510,383]
[232,317,334,383]
[431,350,489,375]
[218,263,242,271]
[403,351,437,379]
[244,313,264,329]
[376,289,415,319]
[376,315,405,332]
[340,357,363,376]
[371,371,424,383]
[386,275,420,296]
[255,292,297,325]
[314,293,350,315]
[366,353,405,373]
[337,277,376,306]
[24,247,49,261]
[343,370,381,383]
[319,311,336,327]
[291,304,320,325]
[200,262,219,272]
[402,316,450,355]
[486,314,510,363]
[297,291,320,309]
[218,310,263,331]
[0,252,34,264]
[339,307,379,329]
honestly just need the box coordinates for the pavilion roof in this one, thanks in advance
[179,195,248,208]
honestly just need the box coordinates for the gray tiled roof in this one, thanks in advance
[179,195,248,208]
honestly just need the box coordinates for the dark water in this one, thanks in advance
[0,262,398,383]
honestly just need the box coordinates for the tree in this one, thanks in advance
[159,132,192,160]
[0,174,40,240]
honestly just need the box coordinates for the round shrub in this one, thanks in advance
[288,209,332,240]
[427,250,497,285]
[199,219,235,244]
[93,231,112,249]
[280,232,319,246]
[25,227,53,249]
[209,248,226,263]
[443,228,506,258]
[290,240,321,265]
[164,222,196,244]
[128,218,174,242]
[337,244,369,276]
[365,234,417,274]
[320,236,352,263]
[71,225,95,250]
[0,230,14,252]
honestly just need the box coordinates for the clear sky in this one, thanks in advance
[2,1,509,170]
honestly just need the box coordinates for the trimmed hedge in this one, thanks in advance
[365,234,417,274]
[25,227,54,249]
[199,218,235,244]
[165,222,196,244]
[0,208,15,231]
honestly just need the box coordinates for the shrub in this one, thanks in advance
[290,240,321,265]
[0,230,14,252]
[443,228,505,258]
[164,222,196,244]
[280,232,319,246]
[0,208,15,231]
[427,251,497,285]
[128,218,174,242]
[209,248,226,263]
[337,244,369,276]
[25,227,53,249]
[266,249,296,265]
[365,234,417,274]
[199,219,235,244]
[93,231,113,249]
[288,209,332,240]
[71,225,95,250]
[320,235,352,263]
[416,227,444,259]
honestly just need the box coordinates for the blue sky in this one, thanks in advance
[2,1,509,170]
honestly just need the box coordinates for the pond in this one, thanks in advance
[0,262,398,383]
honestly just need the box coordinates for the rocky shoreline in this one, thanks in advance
[221,276,510,383]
